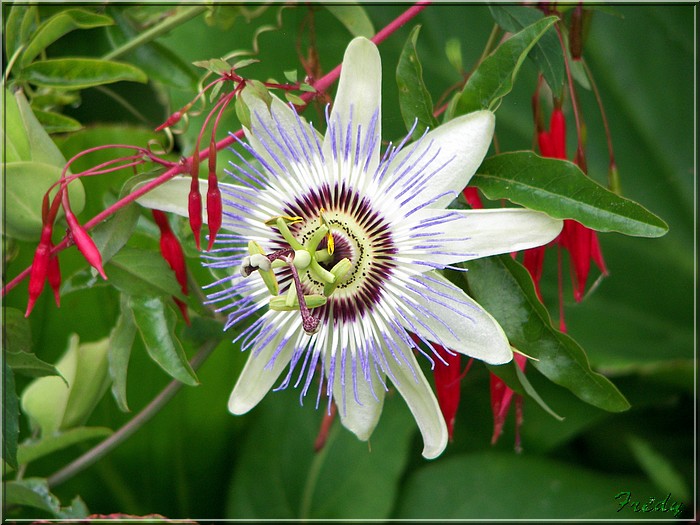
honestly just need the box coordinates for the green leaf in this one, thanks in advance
[1,89,85,240]
[108,302,137,412]
[91,203,141,265]
[106,9,198,91]
[106,247,184,299]
[488,5,565,94]
[627,435,690,502]
[20,8,114,67]
[396,25,438,140]
[226,389,414,519]
[33,109,83,134]
[4,5,38,66]
[17,426,112,466]
[4,478,89,518]
[5,350,62,379]
[396,452,658,519]
[449,16,557,117]
[474,152,669,237]
[20,58,148,90]
[2,162,86,241]
[21,334,111,435]
[445,38,463,73]
[2,307,32,353]
[326,5,375,38]
[127,295,199,386]
[487,359,564,422]
[3,360,20,469]
[462,255,630,413]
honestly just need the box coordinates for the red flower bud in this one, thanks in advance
[152,210,190,324]
[462,187,483,209]
[189,158,203,250]
[206,176,222,252]
[155,110,182,132]
[25,224,53,317]
[432,344,465,440]
[47,245,61,307]
[65,211,106,279]
[490,353,527,446]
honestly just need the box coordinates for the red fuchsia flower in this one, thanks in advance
[25,223,54,317]
[188,155,203,250]
[152,210,190,323]
[206,137,223,251]
[490,353,527,449]
[526,107,608,304]
[47,243,62,307]
[65,209,107,280]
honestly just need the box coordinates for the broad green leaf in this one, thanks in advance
[33,109,83,134]
[396,452,659,519]
[1,89,85,240]
[127,295,199,386]
[396,26,438,140]
[106,8,198,91]
[227,388,414,519]
[474,152,669,237]
[20,58,147,89]
[4,478,89,518]
[627,435,690,502]
[13,88,70,166]
[21,334,111,435]
[326,5,375,38]
[5,350,62,379]
[449,16,557,117]
[108,303,137,412]
[17,426,112,466]
[3,360,20,469]
[462,255,630,413]
[4,5,38,66]
[3,307,32,353]
[2,162,86,241]
[488,5,565,94]
[20,8,114,67]
[91,203,141,265]
[105,247,184,299]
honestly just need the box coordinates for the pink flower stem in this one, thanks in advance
[3,1,429,297]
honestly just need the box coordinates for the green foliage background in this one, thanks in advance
[2,4,695,520]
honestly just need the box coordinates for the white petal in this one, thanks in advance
[242,89,324,191]
[406,208,563,268]
[330,348,386,441]
[324,36,382,173]
[383,342,447,459]
[389,110,495,210]
[391,271,513,365]
[228,315,297,415]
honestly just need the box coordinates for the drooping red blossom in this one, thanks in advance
[527,107,607,305]
[490,353,527,447]
[47,244,62,307]
[188,155,203,250]
[432,344,471,440]
[206,137,222,251]
[25,224,53,317]
[65,210,107,280]
[152,209,190,324]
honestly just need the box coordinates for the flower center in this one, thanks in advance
[241,184,397,333]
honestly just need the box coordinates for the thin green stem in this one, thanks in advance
[102,6,207,61]
[299,420,340,521]
[46,338,218,489]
